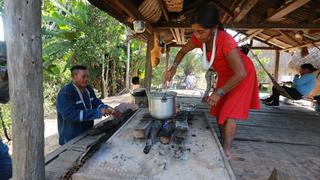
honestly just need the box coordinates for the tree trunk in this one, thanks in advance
[101,54,108,98]
[4,0,45,179]
[112,59,116,95]
[125,40,130,90]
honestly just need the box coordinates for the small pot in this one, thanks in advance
[133,20,145,33]
[148,91,177,119]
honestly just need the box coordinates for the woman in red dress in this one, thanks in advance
[165,3,260,159]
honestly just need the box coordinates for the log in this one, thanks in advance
[4,0,44,179]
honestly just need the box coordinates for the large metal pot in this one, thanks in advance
[148,91,177,119]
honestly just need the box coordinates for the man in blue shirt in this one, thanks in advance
[56,65,116,145]
[0,139,12,179]
[262,63,317,106]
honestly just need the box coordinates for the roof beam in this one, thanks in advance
[114,0,152,33]
[221,0,238,23]
[157,0,178,46]
[154,23,320,30]
[239,29,263,43]
[209,0,234,17]
[233,0,260,23]
[281,40,320,51]
[265,34,282,42]
[278,30,301,46]
[266,0,310,22]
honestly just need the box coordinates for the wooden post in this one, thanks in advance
[4,0,44,179]
[125,40,131,90]
[274,50,280,81]
[144,32,153,92]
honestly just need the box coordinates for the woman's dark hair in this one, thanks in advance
[191,3,224,30]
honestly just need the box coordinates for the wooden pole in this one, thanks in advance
[144,32,154,92]
[126,40,131,90]
[4,0,44,179]
[274,50,280,81]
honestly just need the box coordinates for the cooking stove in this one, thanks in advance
[134,108,195,154]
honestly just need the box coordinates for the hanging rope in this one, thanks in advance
[0,107,11,141]
[248,49,294,99]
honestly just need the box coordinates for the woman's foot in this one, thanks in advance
[224,149,232,160]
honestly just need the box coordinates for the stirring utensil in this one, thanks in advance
[161,88,168,102]
[161,80,168,102]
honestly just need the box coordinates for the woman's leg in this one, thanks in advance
[218,124,225,144]
[223,118,236,160]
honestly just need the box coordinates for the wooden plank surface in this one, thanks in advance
[205,102,320,180]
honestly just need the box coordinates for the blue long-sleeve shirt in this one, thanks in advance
[0,139,12,179]
[293,73,316,96]
[56,82,108,145]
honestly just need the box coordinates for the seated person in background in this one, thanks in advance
[131,76,140,90]
[56,65,116,145]
[262,63,317,106]
[0,139,12,179]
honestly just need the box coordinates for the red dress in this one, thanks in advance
[191,30,260,125]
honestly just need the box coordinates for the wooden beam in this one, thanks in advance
[265,34,282,42]
[266,0,310,22]
[250,46,280,50]
[233,0,259,23]
[115,0,152,33]
[154,22,320,30]
[256,32,293,48]
[144,32,154,92]
[174,28,182,45]
[281,40,320,51]
[210,0,234,17]
[252,37,282,49]
[157,0,169,22]
[274,50,280,81]
[221,0,238,23]
[4,0,45,179]
[254,35,287,49]
[239,29,263,43]
[157,0,178,47]
[181,28,185,44]
[279,30,301,46]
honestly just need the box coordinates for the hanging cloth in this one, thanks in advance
[248,50,294,99]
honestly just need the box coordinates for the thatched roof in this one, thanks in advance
[288,48,320,70]
[88,0,320,52]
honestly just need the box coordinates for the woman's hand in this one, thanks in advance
[207,92,221,106]
[165,67,177,82]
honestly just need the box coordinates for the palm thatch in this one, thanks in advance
[288,47,320,71]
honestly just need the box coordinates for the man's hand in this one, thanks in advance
[207,92,221,107]
[100,107,115,117]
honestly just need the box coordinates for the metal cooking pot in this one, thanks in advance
[148,91,177,119]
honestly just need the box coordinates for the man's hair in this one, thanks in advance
[71,65,87,76]
[132,76,140,85]
[301,63,317,72]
